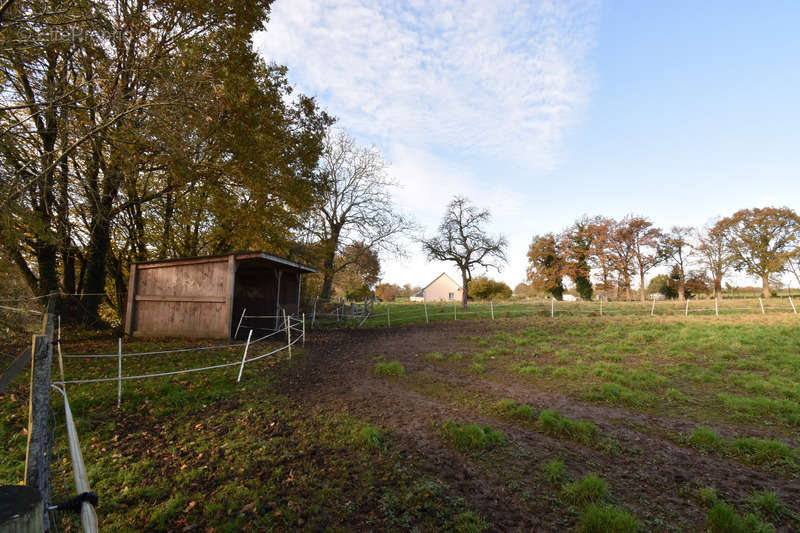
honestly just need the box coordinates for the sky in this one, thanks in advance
[255,0,800,290]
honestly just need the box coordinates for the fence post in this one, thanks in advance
[600,298,603,316]
[285,310,292,359]
[424,301,429,324]
[551,298,554,318]
[117,338,122,409]
[454,299,457,320]
[236,329,253,383]
[24,334,52,516]
[387,306,391,327]
[56,315,65,384]
[302,313,306,344]
[312,297,317,328]
[684,299,689,317]
[490,300,494,320]
[790,296,797,314]
[234,307,246,339]
[651,298,655,316]
[715,297,719,317]
[759,297,765,315]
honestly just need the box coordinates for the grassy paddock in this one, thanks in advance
[311,297,800,328]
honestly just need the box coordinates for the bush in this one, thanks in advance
[374,361,405,376]
[538,409,598,444]
[441,421,505,452]
[562,473,608,505]
[579,504,639,533]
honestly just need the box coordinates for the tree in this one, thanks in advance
[526,234,564,300]
[560,217,594,300]
[647,274,676,299]
[469,276,512,300]
[421,196,507,308]
[659,226,694,301]
[375,283,398,302]
[627,217,662,302]
[607,218,639,301]
[587,216,615,300]
[695,221,734,299]
[717,207,800,298]
[334,243,381,301]
[305,129,411,300]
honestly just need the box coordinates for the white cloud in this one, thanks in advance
[255,0,599,287]
[256,0,598,170]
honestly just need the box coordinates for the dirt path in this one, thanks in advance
[280,320,800,532]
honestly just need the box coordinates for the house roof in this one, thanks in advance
[133,251,317,273]
[419,272,462,293]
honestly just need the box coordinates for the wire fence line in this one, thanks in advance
[308,296,800,329]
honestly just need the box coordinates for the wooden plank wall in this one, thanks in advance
[129,258,230,338]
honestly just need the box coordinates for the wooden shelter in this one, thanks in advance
[124,252,316,339]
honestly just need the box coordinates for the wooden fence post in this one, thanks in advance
[24,333,52,514]
[759,298,765,315]
[117,338,122,409]
[790,296,797,314]
[490,300,494,320]
[684,299,689,317]
[424,301,429,324]
[651,298,655,316]
[551,298,554,318]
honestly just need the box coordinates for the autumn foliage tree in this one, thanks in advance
[526,234,564,300]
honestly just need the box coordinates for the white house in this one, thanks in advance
[410,273,463,302]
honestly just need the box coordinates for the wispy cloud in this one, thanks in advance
[256,0,598,170]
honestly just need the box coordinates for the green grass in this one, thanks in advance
[579,504,639,533]
[684,427,799,473]
[494,398,535,420]
[706,502,775,533]
[562,473,608,506]
[374,360,406,376]
[538,409,599,444]
[440,420,506,452]
[541,459,567,484]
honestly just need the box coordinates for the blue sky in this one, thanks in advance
[255,1,800,290]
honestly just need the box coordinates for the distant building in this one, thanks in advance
[410,273,463,303]
[562,294,578,302]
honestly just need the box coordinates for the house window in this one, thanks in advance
[448,292,454,300]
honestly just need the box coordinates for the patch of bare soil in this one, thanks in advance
[280,320,800,532]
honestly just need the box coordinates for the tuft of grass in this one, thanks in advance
[579,504,639,533]
[697,486,718,506]
[441,420,505,452]
[583,383,653,407]
[731,437,795,466]
[540,459,567,484]
[355,425,382,449]
[706,501,775,533]
[423,351,445,362]
[562,473,608,506]
[494,398,534,420]
[470,362,485,374]
[538,409,599,444]
[747,490,783,519]
[687,427,722,451]
[374,361,405,376]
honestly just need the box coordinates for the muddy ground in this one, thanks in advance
[280,319,800,532]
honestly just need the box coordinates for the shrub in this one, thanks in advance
[441,421,505,452]
[562,473,608,506]
[374,361,405,376]
[541,459,567,484]
[579,504,639,533]
[538,409,598,444]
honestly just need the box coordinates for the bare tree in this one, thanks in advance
[628,217,662,302]
[607,217,638,301]
[305,129,411,300]
[421,196,507,308]
[695,221,734,299]
[659,226,694,301]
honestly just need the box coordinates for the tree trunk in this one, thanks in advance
[461,270,469,309]
[81,216,112,326]
[761,274,771,299]
[677,280,685,301]
[639,272,646,302]
[713,278,722,299]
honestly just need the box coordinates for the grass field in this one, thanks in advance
[310,297,800,328]
[2,312,799,531]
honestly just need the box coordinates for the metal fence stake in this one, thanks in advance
[790,296,797,314]
[759,297,765,315]
[117,338,122,408]
[424,301,429,324]
[234,307,246,339]
[236,329,253,383]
